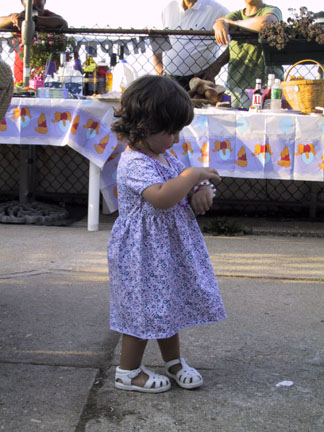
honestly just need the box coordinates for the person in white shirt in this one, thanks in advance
[152,0,228,90]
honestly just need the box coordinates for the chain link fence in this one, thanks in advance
[1,27,323,218]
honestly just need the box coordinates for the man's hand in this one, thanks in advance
[213,18,231,45]
[11,13,24,30]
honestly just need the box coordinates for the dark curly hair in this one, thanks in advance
[111,75,194,146]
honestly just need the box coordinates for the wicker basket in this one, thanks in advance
[281,59,324,113]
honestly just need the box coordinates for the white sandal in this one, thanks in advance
[115,365,171,393]
[165,357,203,389]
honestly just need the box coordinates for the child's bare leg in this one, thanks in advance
[120,334,147,369]
[157,333,182,374]
[158,333,203,389]
[119,334,148,387]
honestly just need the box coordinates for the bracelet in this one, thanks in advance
[193,180,217,197]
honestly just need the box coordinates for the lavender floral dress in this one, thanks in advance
[107,150,226,339]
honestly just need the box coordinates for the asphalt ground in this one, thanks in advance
[0,214,323,432]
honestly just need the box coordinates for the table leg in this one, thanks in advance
[19,145,36,204]
[309,181,320,218]
[88,161,101,231]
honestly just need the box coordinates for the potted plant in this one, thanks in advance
[17,32,76,87]
[29,66,46,89]
[259,7,324,65]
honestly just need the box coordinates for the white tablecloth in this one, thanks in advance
[100,107,324,212]
[1,99,324,226]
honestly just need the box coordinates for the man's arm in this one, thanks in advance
[214,14,279,45]
[151,36,172,76]
[0,14,20,30]
[196,47,229,82]
[153,52,163,76]
[36,13,68,30]
[0,11,68,31]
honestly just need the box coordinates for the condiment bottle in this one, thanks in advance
[97,62,108,95]
[270,78,282,111]
[83,44,98,96]
[252,78,263,110]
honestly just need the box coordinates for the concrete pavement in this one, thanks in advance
[0,215,324,431]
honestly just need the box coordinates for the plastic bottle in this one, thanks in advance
[112,45,137,92]
[270,78,282,111]
[44,59,56,78]
[60,53,67,66]
[112,59,137,92]
[252,78,263,110]
[44,73,52,89]
[268,74,275,90]
[59,53,68,84]
[263,73,275,109]
[107,54,117,92]
[120,76,127,93]
[72,52,83,74]
[105,67,113,93]
[53,53,71,88]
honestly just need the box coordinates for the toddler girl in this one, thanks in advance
[108,75,226,393]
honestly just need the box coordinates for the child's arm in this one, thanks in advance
[190,186,215,215]
[142,167,221,209]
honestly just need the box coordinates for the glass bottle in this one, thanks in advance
[97,61,108,95]
[83,44,98,96]
[252,78,263,109]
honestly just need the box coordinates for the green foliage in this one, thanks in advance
[201,217,248,236]
[259,7,324,50]
[20,32,76,72]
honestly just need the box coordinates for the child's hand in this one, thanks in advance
[196,167,222,185]
[190,187,214,215]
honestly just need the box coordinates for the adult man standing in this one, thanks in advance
[202,0,283,107]
[153,0,228,90]
[0,0,68,82]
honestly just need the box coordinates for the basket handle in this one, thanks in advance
[284,59,324,82]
